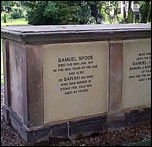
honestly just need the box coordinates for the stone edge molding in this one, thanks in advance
[1,24,151,44]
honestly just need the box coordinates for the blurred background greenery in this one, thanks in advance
[1,1,151,26]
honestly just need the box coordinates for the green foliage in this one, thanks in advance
[87,1,103,24]
[100,7,111,23]
[25,1,112,25]
[10,7,24,19]
[1,1,22,23]
[78,1,91,24]
[139,1,151,23]
[128,8,133,23]
[147,3,151,22]
[127,1,133,23]
[26,1,80,25]
[1,1,16,13]
[25,1,117,25]
[19,1,38,9]
[1,14,4,21]
[55,1,80,25]
[26,1,58,25]
[1,1,151,25]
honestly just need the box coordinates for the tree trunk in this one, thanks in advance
[123,1,126,19]
[127,1,133,23]
[114,2,119,21]
[4,13,7,23]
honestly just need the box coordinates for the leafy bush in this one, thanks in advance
[26,1,80,25]
[26,1,53,25]
[26,1,121,25]
[10,7,24,19]
[138,1,151,23]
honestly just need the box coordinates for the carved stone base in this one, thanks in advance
[107,112,126,132]
[2,105,151,143]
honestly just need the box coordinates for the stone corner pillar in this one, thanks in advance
[107,41,126,131]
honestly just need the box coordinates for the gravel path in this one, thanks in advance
[1,85,151,146]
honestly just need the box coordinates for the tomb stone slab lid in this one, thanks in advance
[1,24,151,44]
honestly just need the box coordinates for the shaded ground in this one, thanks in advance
[1,86,151,146]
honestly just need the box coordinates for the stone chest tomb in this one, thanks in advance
[1,24,151,143]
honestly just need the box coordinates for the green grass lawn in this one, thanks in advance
[126,139,151,146]
[1,17,28,27]
[1,17,28,85]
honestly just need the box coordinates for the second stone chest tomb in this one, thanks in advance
[1,24,151,143]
